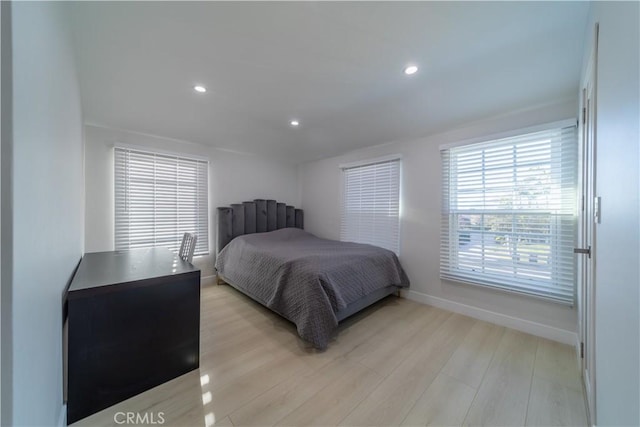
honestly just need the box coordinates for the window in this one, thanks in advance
[440,124,578,304]
[340,156,401,254]
[114,147,209,256]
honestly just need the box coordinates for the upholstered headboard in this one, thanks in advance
[216,199,303,253]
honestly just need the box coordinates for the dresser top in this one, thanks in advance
[68,247,200,294]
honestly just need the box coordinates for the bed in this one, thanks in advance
[214,199,410,349]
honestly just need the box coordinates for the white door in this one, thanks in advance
[577,23,598,425]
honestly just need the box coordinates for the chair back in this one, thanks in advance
[179,232,197,263]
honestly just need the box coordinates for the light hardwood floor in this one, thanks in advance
[72,284,588,427]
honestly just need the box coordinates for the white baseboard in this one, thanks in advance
[58,404,67,427]
[404,290,577,345]
[201,275,216,286]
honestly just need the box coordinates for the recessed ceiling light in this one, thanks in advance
[404,65,418,75]
[290,120,300,127]
[193,85,207,93]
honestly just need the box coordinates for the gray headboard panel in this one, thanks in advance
[216,199,303,254]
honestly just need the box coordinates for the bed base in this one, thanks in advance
[336,285,401,321]
[215,273,400,323]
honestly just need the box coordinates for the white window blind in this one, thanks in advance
[115,147,209,256]
[441,125,578,304]
[341,158,401,254]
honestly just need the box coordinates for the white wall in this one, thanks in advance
[8,2,84,425]
[299,99,579,341]
[585,3,640,425]
[0,2,12,425]
[84,125,300,278]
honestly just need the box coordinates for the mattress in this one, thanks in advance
[215,228,410,349]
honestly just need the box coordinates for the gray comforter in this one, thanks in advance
[215,228,410,349]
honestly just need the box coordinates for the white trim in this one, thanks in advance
[583,371,595,427]
[339,153,402,170]
[442,276,575,307]
[112,143,210,163]
[438,118,577,150]
[57,404,66,427]
[404,290,577,345]
[397,159,404,258]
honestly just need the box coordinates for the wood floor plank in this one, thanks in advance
[298,296,421,369]
[200,317,298,362]
[526,376,588,426]
[200,317,271,348]
[344,303,435,375]
[275,361,383,426]
[534,338,582,390]
[229,357,358,427]
[71,370,205,427]
[200,303,269,330]
[442,320,505,389]
[401,372,477,427]
[463,330,538,427]
[212,416,234,426]
[199,342,289,390]
[203,351,309,420]
[200,328,271,362]
[346,307,451,376]
[339,314,474,426]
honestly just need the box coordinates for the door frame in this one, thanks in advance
[577,22,598,427]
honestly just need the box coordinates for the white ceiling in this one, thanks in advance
[67,1,590,163]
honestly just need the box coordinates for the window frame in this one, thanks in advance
[440,121,578,305]
[340,154,402,255]
[113,145,210,256]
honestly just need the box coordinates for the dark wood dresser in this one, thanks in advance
[66,248,200,424]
